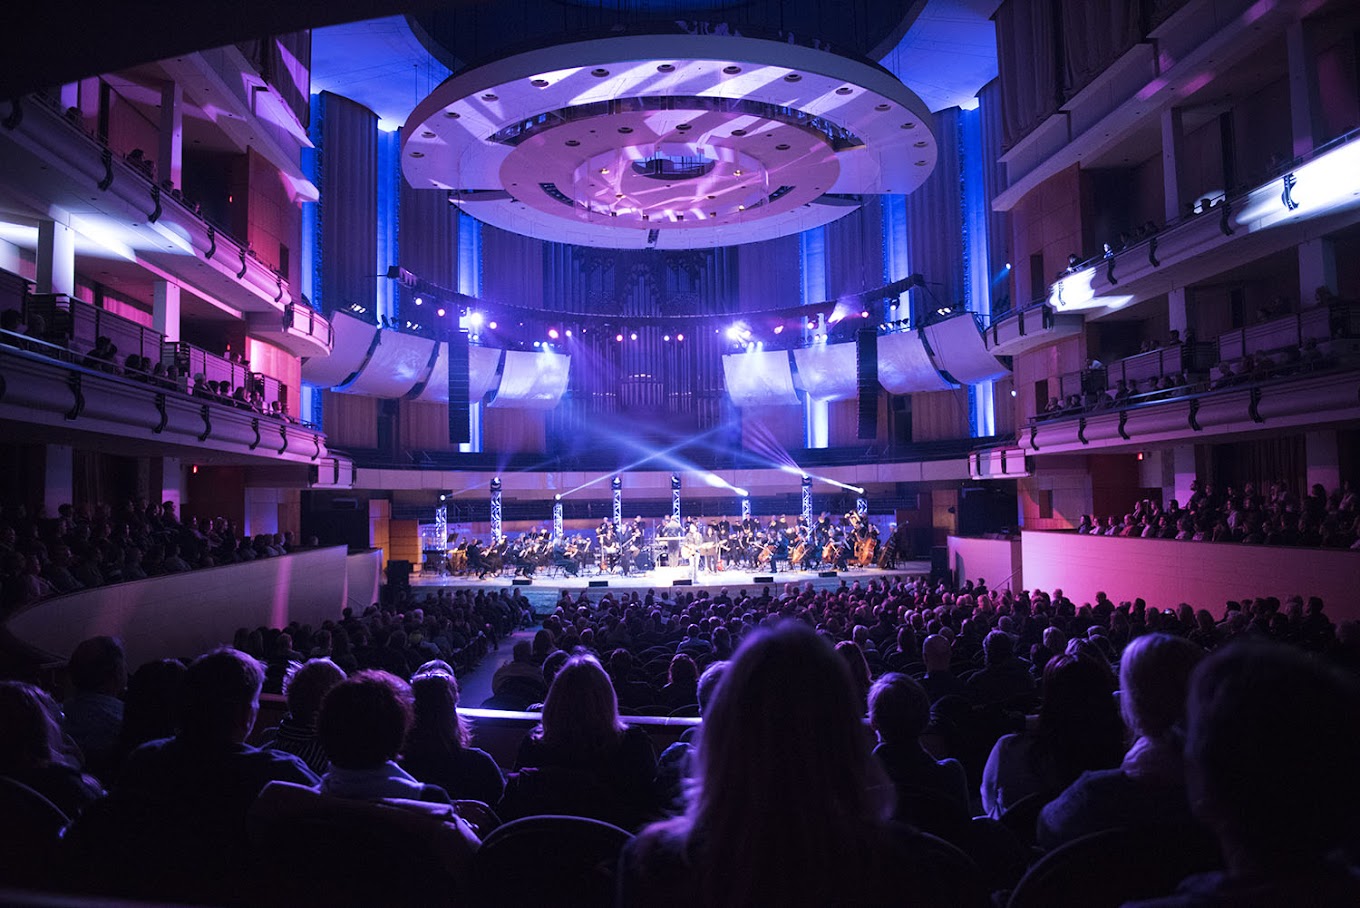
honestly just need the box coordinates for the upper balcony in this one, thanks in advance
[246,302,333,360]
[983,301,1085,356]
[0,92,296,316]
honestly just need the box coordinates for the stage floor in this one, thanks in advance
[407,561,931,610]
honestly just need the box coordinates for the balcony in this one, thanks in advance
[0,93,294,314]
[246,302,333,360]
[983,302,1085,356]
[0,329,328,464]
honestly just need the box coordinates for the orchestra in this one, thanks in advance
[437,509,903,579]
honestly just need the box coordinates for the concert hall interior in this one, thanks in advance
[2,0,1360,903]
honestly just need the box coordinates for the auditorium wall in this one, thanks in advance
[7,546,364,668]
[948,534,1022,590]
[1021,530,1360,623]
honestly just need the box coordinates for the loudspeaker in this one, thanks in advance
[929,546,950,582]
[672,579,693,586]
[447,327,470,444]
[856,327,878,439]
[754,575,774,584]
[512,577,532,586]
[386,560,412,588]
[818,570,837,578]
[588,580,609,588]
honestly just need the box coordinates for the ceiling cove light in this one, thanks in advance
[400,33,938,250]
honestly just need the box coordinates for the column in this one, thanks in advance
[1305,430,1341,494]
[1160,107,1186,223]
[1167,287,1189,336]
[158,80,183,189]
[1285,20,1323,158]
[1166,444,1197,509]
[153,280,181,342]
[36,220,75,296]
[1297,238,1338,307]
[44,445,74,516]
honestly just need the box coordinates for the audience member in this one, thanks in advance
[401,662,505,806]
[260,658,346,775]
[62,635,127,780]
[0,680,105,819]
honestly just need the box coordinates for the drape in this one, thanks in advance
[994,0,1062,149]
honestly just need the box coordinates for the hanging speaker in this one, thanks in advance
[448,327,470,444]
[856,327,878,439]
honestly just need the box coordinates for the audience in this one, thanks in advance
[869,672,970,832]
[0,680,105,819]
[259,657,345,775]
[619,621,986,908]
[61,635,126,781]
[401,661,506,806]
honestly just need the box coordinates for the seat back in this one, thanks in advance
[0,776,69,889]
[471,814,631,908]
[1007,825,1221,908]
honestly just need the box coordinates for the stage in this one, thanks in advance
[407,561,932,611]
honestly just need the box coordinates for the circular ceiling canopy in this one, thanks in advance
[402,34,938,250]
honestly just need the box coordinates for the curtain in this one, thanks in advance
[994,0,1063,149]
[1063,0,1144,99]
[316,92,377,316]
[905,109,964,315]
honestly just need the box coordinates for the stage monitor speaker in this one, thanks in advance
[588,580,609,588]
[754,575,775,584]
[385,560,412,589]
[512,577,533,586]
[856,327,878,439]
[448,327,470,444]
[818,570,838,578]
[672,579,693,586]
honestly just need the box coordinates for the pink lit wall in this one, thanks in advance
[7,547,374,668]
[1021,531,1360,623]
[947,535,1022,591]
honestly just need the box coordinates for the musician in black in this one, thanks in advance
[467,538,489,579]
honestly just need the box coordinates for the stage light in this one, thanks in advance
[773,324,784,334]
[616,333,624,342]
[439,493,447,501]
[564,329,572,338]
[467,311,483,327]
[533,340,542,347]
[735,488,749,497]
[630,332,638,340]
[555,493,562,500]
[663,334,671,342]
[436,307,446,317]
[548,328,560,340]
[860,310,869,318]
[1004,262,1012,270]
[414,297,423,306]
[488,321,498,329]
[676,333,684,341]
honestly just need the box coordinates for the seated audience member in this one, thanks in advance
[508,653,657,827]
[654,660,729,810]
[921,634,968,702]
[400,662,505,806]
[966,630,1036,706]
[661,653,700,711]
[115,648,319,809]
[316,670,449,803]
[607,648,659,711]
[869,673,970,832]
[1126,642,1360,907]
[981,654,1124,818]
[620,621,985,908]
[837,640,874,713]
[0,680,104,819]
[260,658,346,775]
[1037,634,1204,849]
[111,658,187,773]
[62,635,127,780]
[491,640,546,700]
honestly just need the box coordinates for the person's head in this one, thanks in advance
[318,670,414,770]
[283,658,346,724]
[683,622,890,905]
[512,640,533,663]
[537,654,625,757]
[0,681,64,772]
[868,672,931,745]
[1118,633,1203,739]
[668,653,698,687]
[1186,641,1360,869]
[1036,654,1123,787]
[118,658,188,750]
[982,629,1014,666]
[180,648,265,745]
[921,634,951,672]
[695,660,728,716]
[68,635,127,696]
[409,666,471,753]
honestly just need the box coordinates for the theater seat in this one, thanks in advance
[470,814,632,908]
[0,777,69,890]
[1006,825,1221,908]
[246,781,480,908]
